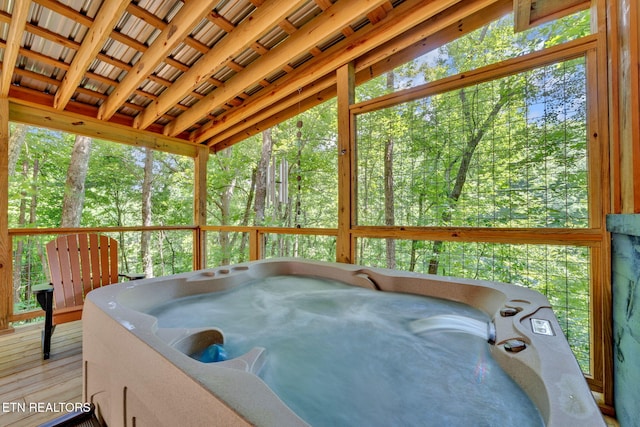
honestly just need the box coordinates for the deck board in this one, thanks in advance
[0,321,83,427]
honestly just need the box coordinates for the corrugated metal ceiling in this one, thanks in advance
[0,0,560,152]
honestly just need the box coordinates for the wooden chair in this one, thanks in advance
[35,233,144,359]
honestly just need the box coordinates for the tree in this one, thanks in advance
[384,72,396,269]
[8,123,28,177]
[61,135,92,227]
[141,147,153,277]
[427,85,513,274]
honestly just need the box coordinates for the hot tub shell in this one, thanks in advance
[82,258,604,426]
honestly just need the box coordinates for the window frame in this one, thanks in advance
[349,33,608,393]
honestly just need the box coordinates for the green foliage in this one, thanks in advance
[356,10,590,101]
[9,9,594,373]
[354,12,593,372]
[9,133,195,289]
[207,99,338,229]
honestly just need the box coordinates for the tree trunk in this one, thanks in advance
[211,149,237,265]
[61,135,92,227]
[141,147,154,277]
[238,168,257,262]
[254,128,273,225]
[158,231,166,276]
[219,173,236,265]
[26,159,39,303]
[14,158,40,305]
[409,194,424,272]
[8,123,28,177]
[428,88,511,274]
[13,160,28,304]
[384,72,396,269]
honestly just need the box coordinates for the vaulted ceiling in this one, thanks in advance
[0,0,586,156]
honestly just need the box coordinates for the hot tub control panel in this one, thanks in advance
[530,318,554,336]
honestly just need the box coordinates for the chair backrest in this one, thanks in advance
[46,233,120,310]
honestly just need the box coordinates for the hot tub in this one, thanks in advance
[82,258,604,426]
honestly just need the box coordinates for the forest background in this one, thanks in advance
[8,12,592,371]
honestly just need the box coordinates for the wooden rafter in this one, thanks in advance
[8,99,198,157]
[163,0,396,137]
[32,0,93,27]
[0,0,592,154]
[0,0,31,97]
[207,0,509,150]
[195,0,468,145]
[97,0,219,121]
[133,0,308,131]
[514,0,589,32]
[33,0,210,59]
[207,11,236,33]
[53,0,131,110]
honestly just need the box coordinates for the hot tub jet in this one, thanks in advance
[409,314,496,344]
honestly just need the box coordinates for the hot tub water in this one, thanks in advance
[148,275,544,427]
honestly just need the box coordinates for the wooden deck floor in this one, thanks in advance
[0,321,83,427]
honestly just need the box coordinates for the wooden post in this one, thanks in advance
[193,145,209,270]
[249,230,261,261]
[336,63,355,263]
[611,0,640,212]
[0,97,13,333]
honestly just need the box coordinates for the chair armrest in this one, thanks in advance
[33,283,54,294]
[34,283,55,360]
[119,272,146,281]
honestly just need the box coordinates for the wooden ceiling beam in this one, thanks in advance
[0,42,72,77]
[211,78,336,151]
[26,20,81,49]
[514,0,588,32]
[125,3,167,29]
[53,0,130,110]
[13,67,60,87]
[211,0,511,150]
[357,0,511,77]
[17,46,70,70]
[367,2,393,24]
[33,0,93,27]
[94,52,131,73]
[26,2,203,107]
[134,0,308,131]
[109,30,149,55]
[35,0,210,62]
[207,11,236,33]
[98,0,218,121]
[165,0,395,137]
[278,19,298,35]
[8,96,198,157]
[313,0,333,11]
[0,0,32,96]
[196,0,470,144]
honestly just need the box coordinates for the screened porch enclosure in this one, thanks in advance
[4,0,638,418]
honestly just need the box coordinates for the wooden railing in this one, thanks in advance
[7,225,339,323]
[5,223,611,400]
[8,223,602,323]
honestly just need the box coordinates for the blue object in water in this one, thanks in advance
[193,343,228,363]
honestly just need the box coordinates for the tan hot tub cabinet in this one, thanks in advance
[82,258,605,427]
